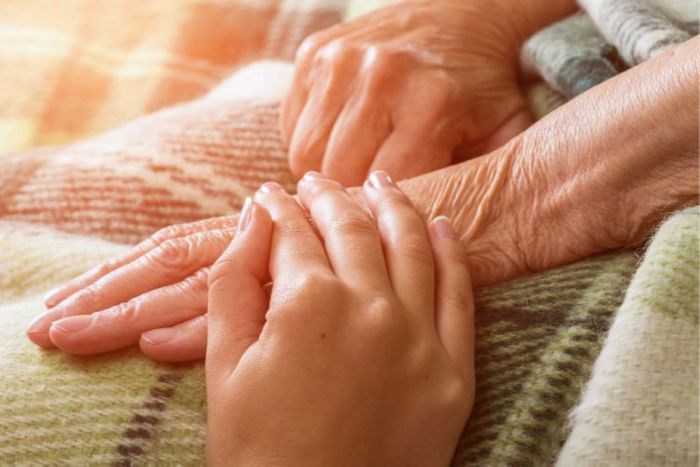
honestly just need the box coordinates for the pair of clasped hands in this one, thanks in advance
[33,170,477,464]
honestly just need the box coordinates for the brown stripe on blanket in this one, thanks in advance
[114,372,186,467]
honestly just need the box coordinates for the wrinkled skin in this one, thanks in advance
[27,37,699,362]
[281,0,534,186]
[206,175,474,465]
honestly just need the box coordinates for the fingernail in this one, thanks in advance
[431,216,456,239]
[142,327,176,345]
[27,309,61,334]
[43,287,62,308]
[303,171,324,182]
[259,182,283,194]
[51,315,93,334]
[237,197,253,233]
[368,170,396,189]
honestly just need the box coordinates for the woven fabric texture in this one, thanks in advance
[0,0,697,465]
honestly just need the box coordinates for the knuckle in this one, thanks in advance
[359,295,398,340]
[442,288,471,316]
[290,271,340,301]
[437,375,470,413]
[352,295,404,364]
[323,39,354,66]
[297,33,321,63]
[327,213,375,237]
[150,223,186,244]
[183,269,210,296]
[103,299,141,323]
[268,271,339,326]
[91,262,114,279]
[149,237,193,270]
[393,233,433,265]
[363,46,399,87]
[275,217,311,236]
[70,285,101,312]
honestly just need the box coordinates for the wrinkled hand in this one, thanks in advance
[281,0,531,186]
[26,216,238,361]
[25,156,496,362]
[206,173,473,465]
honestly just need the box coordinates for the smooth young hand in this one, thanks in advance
[206,172,475,465]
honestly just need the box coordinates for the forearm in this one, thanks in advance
[513,37,698,265]
[396,37,698,286]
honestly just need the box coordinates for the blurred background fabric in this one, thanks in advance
[0,0,345,154]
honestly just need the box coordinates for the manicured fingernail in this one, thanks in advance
[237,197,253,233]
[259,182,283,194]
[43,287,62,307]
[303,171,324,182]
[368,170,396,189]
[51,315,93,334]
[142,327,176,345]
[431,216,456,239]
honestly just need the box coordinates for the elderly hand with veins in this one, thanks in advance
[281,0,576,185]
[27,37,699,362]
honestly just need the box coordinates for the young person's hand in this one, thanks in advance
[206,171,475,465]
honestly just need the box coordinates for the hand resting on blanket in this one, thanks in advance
[205,174,474,465]
[27,37,699,362]
[281,0,577,186]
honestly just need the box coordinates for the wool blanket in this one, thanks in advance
[0,0,697,465]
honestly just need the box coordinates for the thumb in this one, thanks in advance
[206,197,272,380]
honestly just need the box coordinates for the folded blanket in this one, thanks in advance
[522,0,698,112]
[0,60,298,244]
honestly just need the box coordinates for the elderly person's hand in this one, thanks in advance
[281,0,574,185]
[206,175,474,465]
[27,37,699,361]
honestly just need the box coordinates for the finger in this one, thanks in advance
[140,314,208,363]
[207,198,272,375]
[370,129,453,182]
[43,215,236,308]
[27,228,234,345]
[321,89,391,186]
[287,46,359,179]
[362,170,435,320]
[48,269,208,355]
[296,173,390,288]
[428,216,475,381]
[280,63,309,148]
[253,182,331,282]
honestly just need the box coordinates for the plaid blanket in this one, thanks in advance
[0,0,697,465]
[0,0,344,154]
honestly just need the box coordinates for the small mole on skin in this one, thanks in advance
[320,332,326,339]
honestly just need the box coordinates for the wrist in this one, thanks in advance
[510,38,698,267]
